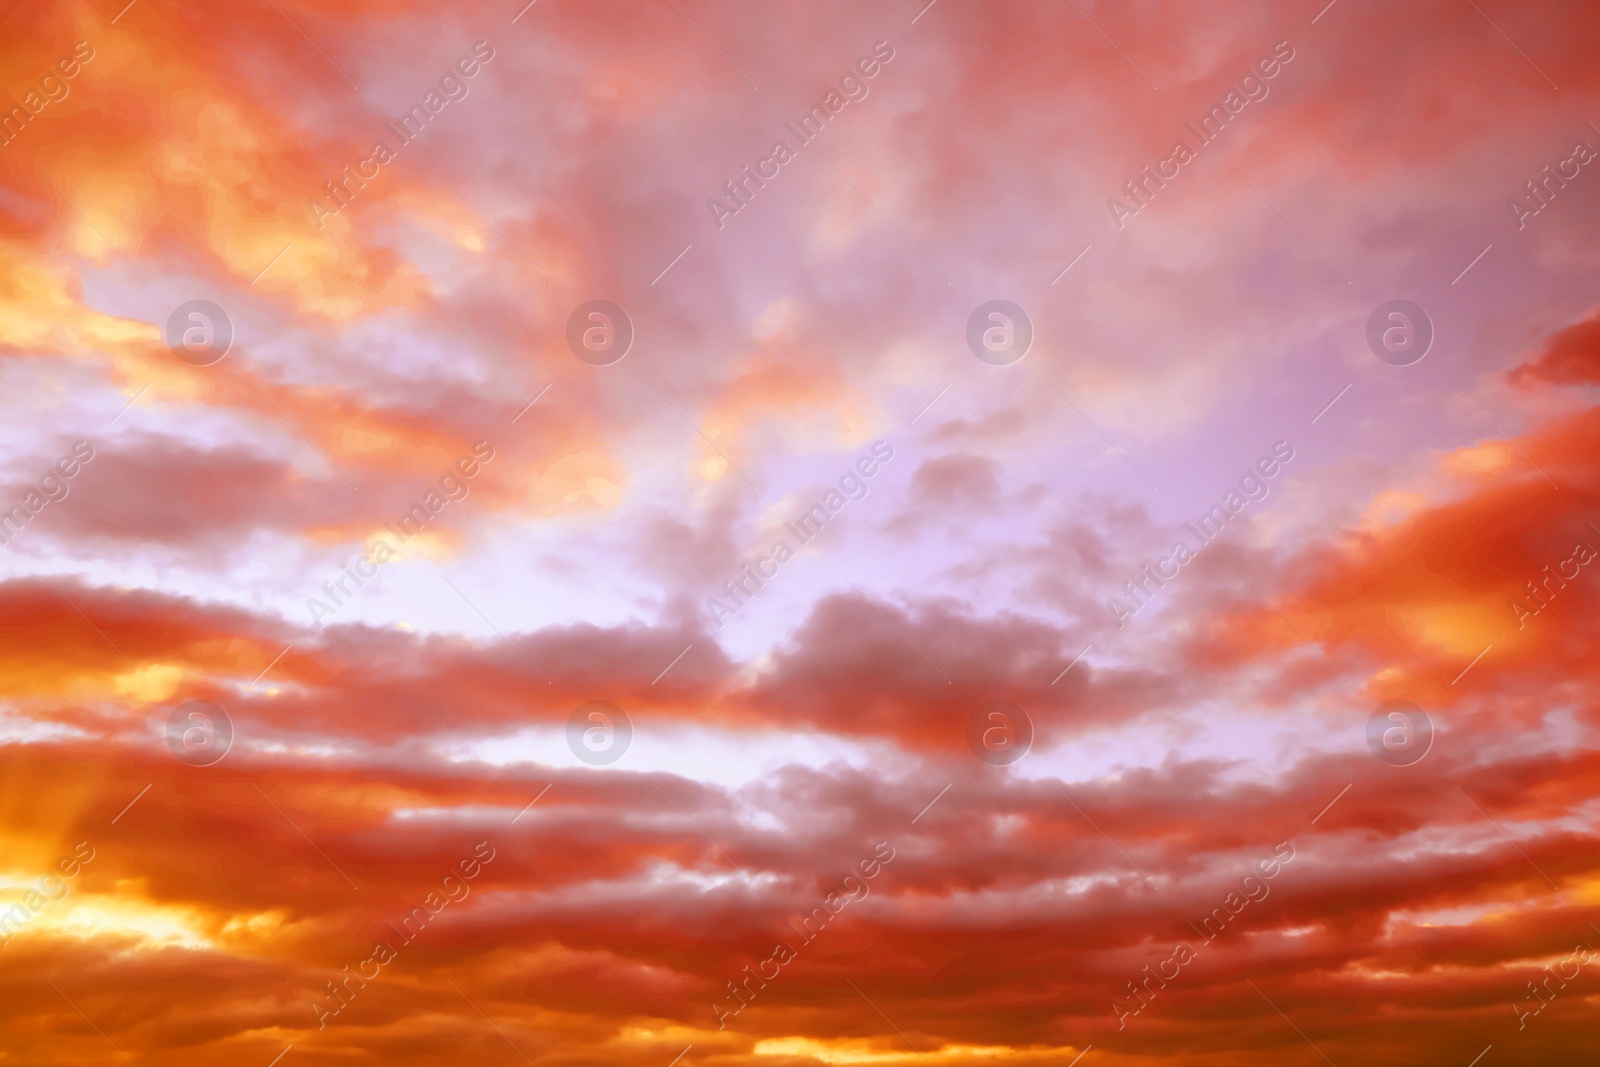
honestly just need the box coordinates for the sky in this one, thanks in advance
[1,0,1599,1064]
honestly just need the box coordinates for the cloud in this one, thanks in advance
[7,1,1600,1064]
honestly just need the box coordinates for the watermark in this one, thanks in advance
[1512,939,1596,1031]
[1113,841,1296,1029]
[1191,842,1296,941]
[308,42,496,228]
[1107,441,1295,628]
[565,300,633,365]
[965,700,1032,766]
[1510,538,1594,629]
[706,440,894,628]
[311,840,496,1028]
[0,841,96,948]
[1508,138,1596,230]
[966,300,1032,366]
[712,840,896,1029]
[1366,700,1432,767]
[306,441,495,625]
[1365,300,1432,367]
[164,300,234,366]
[165,699,234,766]
[1108,41,1295,228]
[707,41,896,230]
[0,41,96,148]
[567,700,632,765]
[0,440,96,548]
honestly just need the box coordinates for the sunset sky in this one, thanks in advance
[2,1,1600,1064]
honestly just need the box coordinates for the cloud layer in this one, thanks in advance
[3,1,1600,1065]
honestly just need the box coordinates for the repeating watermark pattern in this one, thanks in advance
[1507,138,1596,230]
[1366,700,1432,767]
[165,699,234,766]
[707,41,896,230]
[12,6,1592,1061]
[311,840,496,1029]
[306,442,496,626]
[712,841,896,1029]
[0,441,95,548]
[1108,441,1295,628]
[1512,939,1596,1031]
[164,300,234,366]
[566,300,634,365]
[1109,41,1295,229]
[0,41,96,148]
[1365,300,1433,367]
[0,841,96,949]
[706,440,894,628]
[567,700,632,765]
[308,42,496,228]
[965,300,1033,366]
[1113,841,1297,1030]
[1510,539,1594,629]
[965,700,1033,766]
